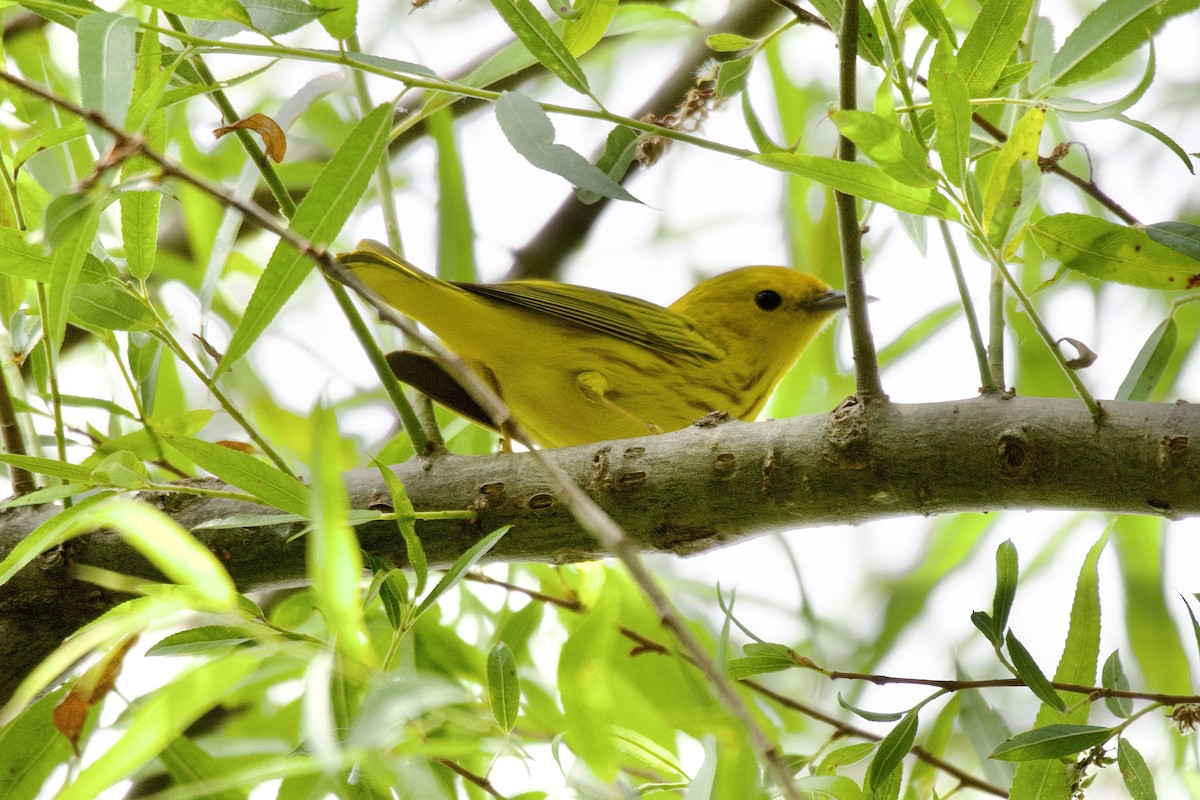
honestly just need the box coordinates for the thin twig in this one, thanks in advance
[435,758,509,799]
[765,0,831,29]
[0,365,34,495]
[834,0,885,400]
[939,220,994,391]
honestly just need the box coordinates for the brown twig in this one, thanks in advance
[435,758,509,799]
[0,365,34,496]
[766,0,832,28]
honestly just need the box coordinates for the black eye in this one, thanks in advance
[755,290,783,311]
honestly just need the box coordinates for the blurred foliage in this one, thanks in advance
[0,0,1196,798]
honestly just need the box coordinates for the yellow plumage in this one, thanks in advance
[340,240,846,448]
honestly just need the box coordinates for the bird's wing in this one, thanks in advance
[459,280,725,362]
[386,350,496,432]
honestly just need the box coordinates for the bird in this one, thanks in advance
[338,240,847,448]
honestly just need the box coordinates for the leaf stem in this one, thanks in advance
[938,221,994,391]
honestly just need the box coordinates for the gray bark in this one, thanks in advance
[1,395,1197,703]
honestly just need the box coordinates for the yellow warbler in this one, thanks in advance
[340,240,846,448]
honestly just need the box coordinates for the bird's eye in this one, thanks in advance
[755,290,783,311]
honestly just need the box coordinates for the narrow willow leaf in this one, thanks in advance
[413,526,511,621]
[1114,517,1192,694]
[138,0,254,24]
[806,0,884,65]
[121,18,166,281]
[1146,220,1200,261]
[792,776,868,800]
[159,433,310,516]
[1115,318,1177,401]
[928,42,970,188]
[147,626,255,656]
[816,742,876,775]
[70,283,156,331]
[158,736,244,800]
[983,107,1045,247]
[0,691,74,800]
[741,90,783,154]
[957,0,1035,97]
[865,710,918,792]
[55,654,259,800]
[1101,650,1132,718]
[1117,113,1195,173]
[1118,738,1158,800]
[837,694,904,723]
[310,0,356,39]
[82,500,239,608]
[991,539,1019,642]
[489,0,591,95]
[990,724,1112,761]
[575,124,639,204]
[217,103,392,378]
[992,61,1036,93]
[373,460,427,595]
[0,452,96,484]
[1044,0,1158,88]
[495,92,639,203]
[970,610,997,645]
[707,32,759,51]
[193,0,327,38]
[13,121,88,177]
[77,11,137,151]
[561,0,618,56]
[0,492,114,589]
[1051,39,1155,122]
[715,54,753,99]
[727,655,793,680]
[830,110,938,187]
[1031,213,1200,290]
[429,108,476,283]
[1179,592,1200,666]
[1006,631,1067,712]
[909,0,956,44]
[487,642,520,731]
[46,199,101,360]
[753,153,957,219]
[308,405,375,667]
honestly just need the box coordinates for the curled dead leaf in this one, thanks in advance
[1057,337,1098,369]
[213,113,287,162]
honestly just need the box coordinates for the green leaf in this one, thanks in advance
[1179,592,1200,666]
[806,0,884,65]
[0,492,113,588]
[412,525,511,622]
[308,404,374,667]
[991,539,1019,643]
[830,110,938,187]
[373,460,427,596]
[837,694,904,723]
[970,610,997,645]
[1050,38,1156,122]
[716,54,753,99]
[55,654,259,800]
[0,452,97,483]
[791,775,867,800]
[46,198,101,360]
[121,20,166,281]
[727,655,794,680]
[0,690,74,799]
[575,124,640,204]
[752,153,957,219]
[909,0,957,45]
[160,433,310,516]
[157,736,244,800]
[487,642,520,732]
[309,0,356,39]
[429,108,476,283]
[815,742,876,775]
[217,103,392,378]
[707,32,759,52]
[1113,517,1192,694]
[1101,650,1132,718]
[982,107,1045,247]
[561,0,618,56]
[1118,738,1158,800]
[1146,220,1200,261]
[1050,0,1198,87]
[928,42,970,188]
[495,92,639,203]
[1117,113,1195,173]
[1006,631,1067,712]
[1115,317,1177,401]
[865,710,918,792]
[990,723,1112,761]
[489,0,591,95]
[193,0,327,38]
[14,122,88,180]
[957,0,1035,97]
[137,0,254,25]
[77,11,138,150]
[1031,213,1200,289]
[70,282,156,331]
[147,625,255,656]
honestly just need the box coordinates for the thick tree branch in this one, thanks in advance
[1,395,1197,703]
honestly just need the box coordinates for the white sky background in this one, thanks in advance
[36,0,1200,797]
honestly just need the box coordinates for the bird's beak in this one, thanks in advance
[803,289,849,311]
